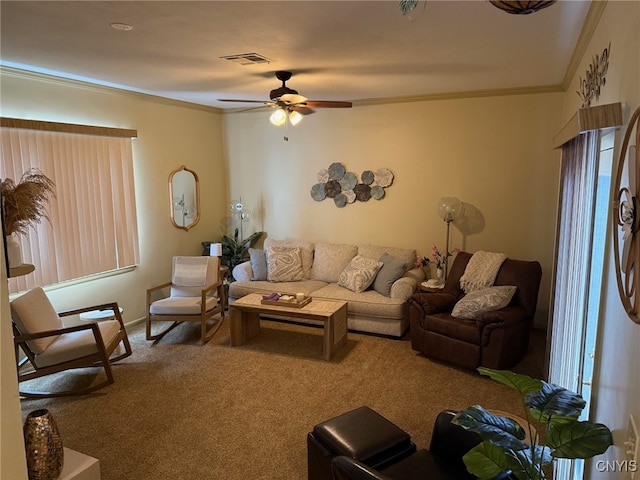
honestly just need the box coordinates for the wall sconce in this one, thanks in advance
[437,196,462,279]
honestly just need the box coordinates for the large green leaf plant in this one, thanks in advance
[452,368,613,480]
[219,228,263,281]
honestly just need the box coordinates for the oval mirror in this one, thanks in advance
[169,165,200,231]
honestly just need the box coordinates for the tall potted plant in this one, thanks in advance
[1,168,55,267]
[452,368,613,480]
[220,228,263,281]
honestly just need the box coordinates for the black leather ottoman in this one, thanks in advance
[307,406,417,480]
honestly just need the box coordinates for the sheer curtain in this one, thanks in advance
[1,125,139,294]
[548,130,600,480]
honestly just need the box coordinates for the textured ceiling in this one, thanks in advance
[0,1,592,109]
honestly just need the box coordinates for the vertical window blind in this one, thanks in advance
[1,120,140,294]
[548,130,599,480]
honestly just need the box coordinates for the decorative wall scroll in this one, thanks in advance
[612,105,640,324]
[310,162,394,208]
[577,42,610,108]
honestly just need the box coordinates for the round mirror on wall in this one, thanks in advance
[612,106,640,324]
[169,165,200,231]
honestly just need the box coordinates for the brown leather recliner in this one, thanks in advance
[408,251,542,370]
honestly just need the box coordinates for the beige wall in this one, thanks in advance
[0,69,226,478]
[223,91,563,325]
[1,69,227,315]
[560,2,640,478]
[1,229,27,480]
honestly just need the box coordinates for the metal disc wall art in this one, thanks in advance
[612,105,640,324]
[310,162,394,208]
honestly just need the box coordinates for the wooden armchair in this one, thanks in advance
[146,256,225,343]
[11,287,132,398]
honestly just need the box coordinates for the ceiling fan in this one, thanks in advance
[218,71,353,125]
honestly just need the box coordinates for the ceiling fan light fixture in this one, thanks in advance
[489,0,557,14]
[269,108,287,126]
[289,110,303,126]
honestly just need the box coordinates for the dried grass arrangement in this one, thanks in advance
[1,168,55,236]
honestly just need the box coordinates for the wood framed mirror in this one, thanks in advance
[169,165,200,231]
[612,106,640,323]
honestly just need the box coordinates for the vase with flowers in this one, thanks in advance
[1,168,55,267]
[430,244,459,282]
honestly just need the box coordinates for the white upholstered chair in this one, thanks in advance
[10,287,132,398]
[146,256,225,343]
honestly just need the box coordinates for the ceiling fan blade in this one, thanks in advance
[236,105,272,113]
[279,93,308,105]
[291,106,315,116]
[304,100,353,108]
[218,99,272,104]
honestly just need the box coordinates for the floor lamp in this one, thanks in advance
[437,196,462,280]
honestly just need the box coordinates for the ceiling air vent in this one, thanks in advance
[220,53,271,65]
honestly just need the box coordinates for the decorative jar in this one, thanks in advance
[23,409,64,480]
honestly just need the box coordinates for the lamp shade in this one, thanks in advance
[209,242,222,256]
[269,109,287,126]
[289,110,303,126]
[437,197,462,222]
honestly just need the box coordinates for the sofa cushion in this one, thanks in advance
[422,313,482,344]
[372,253,407,297]
[311,243,358,283]
[357,244,416,273]
[312,283,406,320]
[451,285,517,319]
[249,248,267,281]
[338,255,383,293]
[264,238,314,279]
[266,246,304,282]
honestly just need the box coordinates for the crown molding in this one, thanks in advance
[0,66,222,114]
[561,1,608,92]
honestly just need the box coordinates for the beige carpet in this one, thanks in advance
[19,318,545,480]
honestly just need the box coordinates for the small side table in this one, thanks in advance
[417,281,445,293]
[79,307,124,322]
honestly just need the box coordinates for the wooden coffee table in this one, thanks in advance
[229,293,348,361]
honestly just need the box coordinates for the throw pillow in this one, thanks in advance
[263,238,314,279]
[372,252,407,297]
[338,255,383,294]
[310,242,358,283]
[249,248,267,281]
[451,285,517,319]
[266,246,304,282]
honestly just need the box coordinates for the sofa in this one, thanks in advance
[408,251,542,370]
[229,238,425,337]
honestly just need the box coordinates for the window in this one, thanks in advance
[548,129,616,480]
[1,118,139,294]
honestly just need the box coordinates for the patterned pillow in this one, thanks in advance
[451,285,517,319]
[266,246,304,282]
[338,255,383,293]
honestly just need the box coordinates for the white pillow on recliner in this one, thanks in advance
[451,285,517,319]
